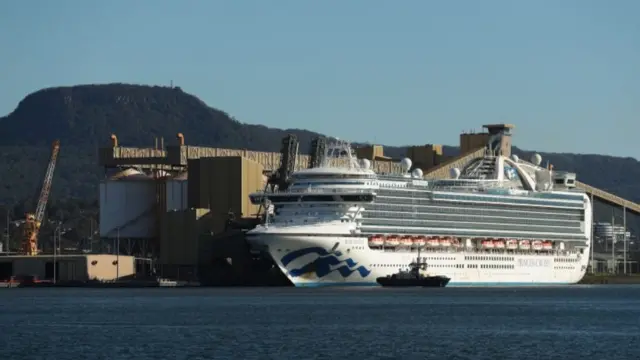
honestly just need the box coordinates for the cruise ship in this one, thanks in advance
[246,129,591,287]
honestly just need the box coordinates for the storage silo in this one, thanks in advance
[594,222,614,239]
[99,168,157,239]
[166,171,188,211]
[612,225,625,239]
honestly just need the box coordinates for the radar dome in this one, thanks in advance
[360,158,371,170]
[531,153,542,166]
[511,154,519,163]
[400,158,412,172]
[412,168,423,178]
[450,167,461,179]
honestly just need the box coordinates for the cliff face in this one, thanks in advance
[0,83,638,208]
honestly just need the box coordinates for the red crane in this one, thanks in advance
[22,140,60,255]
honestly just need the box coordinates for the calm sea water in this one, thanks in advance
[1,286,639,360]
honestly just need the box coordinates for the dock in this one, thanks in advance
[35,124,632,284]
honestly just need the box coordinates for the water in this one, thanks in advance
[1,286,639,360]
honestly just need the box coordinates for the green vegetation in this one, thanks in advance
[0,83,639,236]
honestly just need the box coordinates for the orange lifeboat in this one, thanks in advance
[413,236,427,248]
[481,238,495,249]
[439,236,452,247]
[385,235,400,247]
[368,234,385,247]
[427,236,440,247]
[400,235,413,247]
[542,241,553,251]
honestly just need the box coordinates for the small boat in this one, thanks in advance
[493,238,506,249]
[400,236,413,247]
[542,241,553,250]
[519,240,531,250]
[506,239,519,250]
[481,239,495,249]
[451,238,461,248]
[368,235,385,247]
[376,248,450,288]
[385,236,400,247]
[439,237,452,247]
[427,237,440,247]
[413,236,427,248]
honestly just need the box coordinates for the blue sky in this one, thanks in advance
[1,0,638,157]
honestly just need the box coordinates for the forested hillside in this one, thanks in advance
[0,83,638,232]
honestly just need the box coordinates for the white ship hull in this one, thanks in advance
[249,234,590,287]
[247,134,592,288]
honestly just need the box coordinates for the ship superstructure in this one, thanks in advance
[246,128,591,287]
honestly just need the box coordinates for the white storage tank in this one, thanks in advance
[166,171,188,211]
[594,222,614,239]
[99,168,157,239]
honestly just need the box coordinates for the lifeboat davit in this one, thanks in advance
[493,238,506,249]
[451,238,461,248]
[385,235,400,247]
[368,235,385,247]
[413,236,427,248]
[519,240,531,250]
[427,237,440,247]
[531,240,543,251]
[542,241,553,250]
[400,236,413,247]
[506,239,519,250]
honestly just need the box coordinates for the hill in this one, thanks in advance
[0,83,638,224]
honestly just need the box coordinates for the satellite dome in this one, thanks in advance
[400,158,412,172]
[531,153,542,166]
[412,168,423,178]
[511,154,519,163]
[450,168,461,179]
[360,158,371,170]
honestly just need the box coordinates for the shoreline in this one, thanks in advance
[578,274,640,285]
[3,274,640,288]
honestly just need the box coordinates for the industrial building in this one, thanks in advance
[590,222,638,273]
[0,254,136,282]
[94,124,640,283]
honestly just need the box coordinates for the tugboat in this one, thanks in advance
[376,249,450,287]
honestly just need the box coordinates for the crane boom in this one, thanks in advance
[22,140,60,255]
[34,140,60,224]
